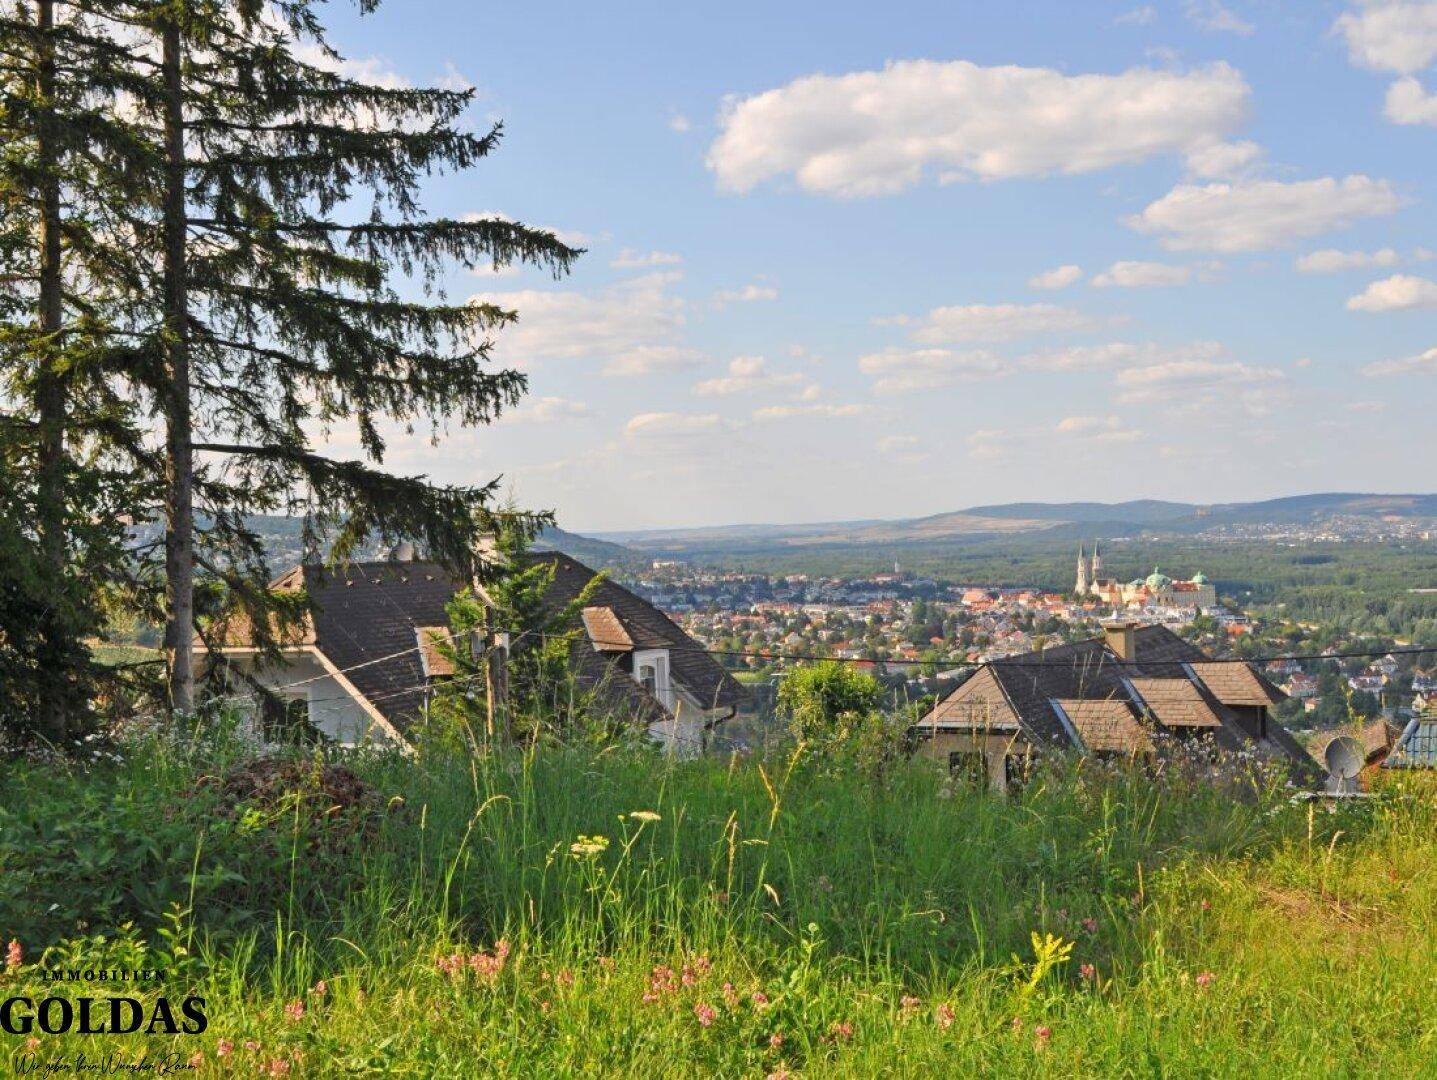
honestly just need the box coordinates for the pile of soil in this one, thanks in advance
[195,757,397,846]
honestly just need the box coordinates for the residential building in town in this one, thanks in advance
[911,621,1314,790]
[204,550,747,754]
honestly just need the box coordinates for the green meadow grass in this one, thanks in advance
[2,729,1435,1077]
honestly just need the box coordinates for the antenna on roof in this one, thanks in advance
[1323,735,1364,795]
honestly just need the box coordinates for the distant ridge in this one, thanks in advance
[590,493,1437,555]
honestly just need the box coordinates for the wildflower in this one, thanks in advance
[25,1037,40,1051]
[555,969,574,989]
[309,979,327,996]
[1200,899,1211,912]
[900,994,921,1011]
[216,1039,234,1058]
[769,1032,784,1049]
[1079,963,1096,982]
[751,991,770,1007]
[1035,1025,1052,1050]
[935,1003,955,1030]
[722,982,739,1008]
[695,1002,718,1027]
[629,810,661,823]
[539,1000,552,1014]
[767,1068,792,1080]
[829,1020,854,1042]
[1011,1016,1023,1035]
[569,835,609,859]
[1195,971,1215,989]
[6,939,21,970]
[598,956,615,972]
[266,1059,291,1077]
[283,1000,304,1023]
[188,1051,204,1068]
[1082,917,1099,934]
[244,1040,261,1053]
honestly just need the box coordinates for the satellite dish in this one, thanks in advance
[1324,735,1365,794]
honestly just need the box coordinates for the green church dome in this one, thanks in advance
[1145,567,1172,589]
[1191,571,1208,585]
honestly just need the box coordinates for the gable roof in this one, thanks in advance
[532,552,746,714]
[215,552,747,737]
[1052,698,1154,754]
[918,624,1312,772]
[1185,662,1286,707]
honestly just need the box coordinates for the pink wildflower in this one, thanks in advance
[283,1000,304,1023]
[539,1000,551,1014]
[1080,963,1096,982]
[1195,971,1215,989]
[829,1020,853,1043]
[1200,899,1211,912]
[24,1036,40,1051]
[751,990,770,1007]
[769,1032,784,1049]
[935,1003,955,1030]
[187,1051,204,1068]
[6,939,21,970]
[309,979,327,997]
[216,1039,234,1058]
[556,969,574,988]
[266,1059,291,1077]
[243,1040,261,1053]
[694,1002,717,1028]
[1082,917,1099,934]
[900,995,921,1010]
[1011,1016,1023,1035]
[1035,1025,1052,1050]
[722,982,739,1008]
[598,956,615,971]
[767,1069,791,1080]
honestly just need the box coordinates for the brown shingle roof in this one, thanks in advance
[1186,662,1285,707]
[1127,677,1223,728]
[415,626,456,678]
[1053,698,1154,754]
[581,607,634,652]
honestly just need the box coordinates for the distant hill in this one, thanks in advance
[533,525,645,570]
[592,493,1437,556]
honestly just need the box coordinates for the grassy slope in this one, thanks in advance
[2,736,1435,1076]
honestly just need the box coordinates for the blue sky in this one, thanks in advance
[313,1,1436,532]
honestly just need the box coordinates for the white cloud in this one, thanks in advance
[713,283,779,306]
[1114,358,1284,405]
[692,356,805,396]
[497,397,592,424]
[857,348,1009,394]
[911,303,1099,344]
[1029,264,1083,289]
[876,434,925,454]
[1055,415,1146,443]
[1184,138,1262,179]
[610,249,683,269]
[706,60,1249,197]
[1090,260,1215,287]
[1185,0,1254,35]
[1116,6,1157,25]
[1294,247,1401,273]
[1129,175,1403,252]
[623,412,726,438]
[752,402,867,421]
[1345,273,1437,310]
[1334,1,1437,75]
[1021,340,1229,372]
[1385,76,1437,123]
[473,272,701,376]
[602,345,707,378]
[668,111,692,133]
[1361,345,1437,374]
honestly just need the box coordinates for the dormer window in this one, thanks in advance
[632,648,675,712]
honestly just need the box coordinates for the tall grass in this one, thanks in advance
[2,725,1434,1076]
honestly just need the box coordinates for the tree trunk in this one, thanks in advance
[160,20,195,713]
[34,0,68,740]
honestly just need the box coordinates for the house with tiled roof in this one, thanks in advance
[204,550,747,754]
[911,622,1315,790]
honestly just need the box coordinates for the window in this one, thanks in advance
[631,649,675,711]
[949,750,986,786]
[261,694,321,746]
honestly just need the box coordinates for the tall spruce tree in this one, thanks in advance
[120,1,577,709]
[0,0,157,740]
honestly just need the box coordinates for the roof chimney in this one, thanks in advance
[390,540,418,562]
[1103,621,1138,662]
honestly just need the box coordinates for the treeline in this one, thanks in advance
[0,1,574,743]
